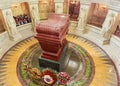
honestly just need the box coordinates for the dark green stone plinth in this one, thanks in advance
[39,44,68,72]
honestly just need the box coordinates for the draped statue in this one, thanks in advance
[77,7,88,30]
[101,13,115,39]
[5,11,18,38]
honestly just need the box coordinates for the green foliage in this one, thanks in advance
[22,47,36,60]
[19,46,37,80]
[84,59,92,77]
[30,50,41,68]
[19,63,28,80]
[74,45,92,77]
[74,46,87,57]
[72,45,92,86]
[72,79,86,86]
[29,81,40,86]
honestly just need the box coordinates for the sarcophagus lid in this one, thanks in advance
[36,13,70,37]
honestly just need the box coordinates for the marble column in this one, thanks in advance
[2,9,22,41]
[54,0,64,14]
[77,5,89,34]
[100,10,118,40]
[29,4,40,32]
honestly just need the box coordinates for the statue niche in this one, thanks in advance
[11,2,31,27]
[69,0,80,20]
[87,3,108,28]
[35,13,70,61]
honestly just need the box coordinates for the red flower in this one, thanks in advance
[58,72,70,85]
[41,69,57,85]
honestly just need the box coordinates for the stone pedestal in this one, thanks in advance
[97,36,110,45]
[9,32,22,41]
[39,44,68,72]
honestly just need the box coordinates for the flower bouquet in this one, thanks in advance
[58,72,70,85]
[41,68,57,85]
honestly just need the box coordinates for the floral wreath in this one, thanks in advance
[41,68,57,85]
[58,72,70,85]
[23,62,70,85]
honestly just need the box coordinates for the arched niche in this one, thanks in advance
[0,9,5,34]
[11,2,31,27]
[38,0,55,20]
[87,3,108,28]
[68,0,80,20]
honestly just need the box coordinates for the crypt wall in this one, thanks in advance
[0,0,120,80]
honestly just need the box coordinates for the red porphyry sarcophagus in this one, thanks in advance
[35,13,70,61]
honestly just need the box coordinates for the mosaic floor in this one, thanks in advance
[0,34,119,86]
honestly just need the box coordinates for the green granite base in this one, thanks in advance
[39,44,68,72]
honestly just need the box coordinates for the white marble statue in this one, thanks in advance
[5,11,18,38]
[77,7,88,31]
[101,12,115,39]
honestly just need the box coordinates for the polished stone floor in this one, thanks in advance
[0,34,119,86]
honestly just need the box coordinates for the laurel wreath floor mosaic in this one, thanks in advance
[0,34,118,86]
